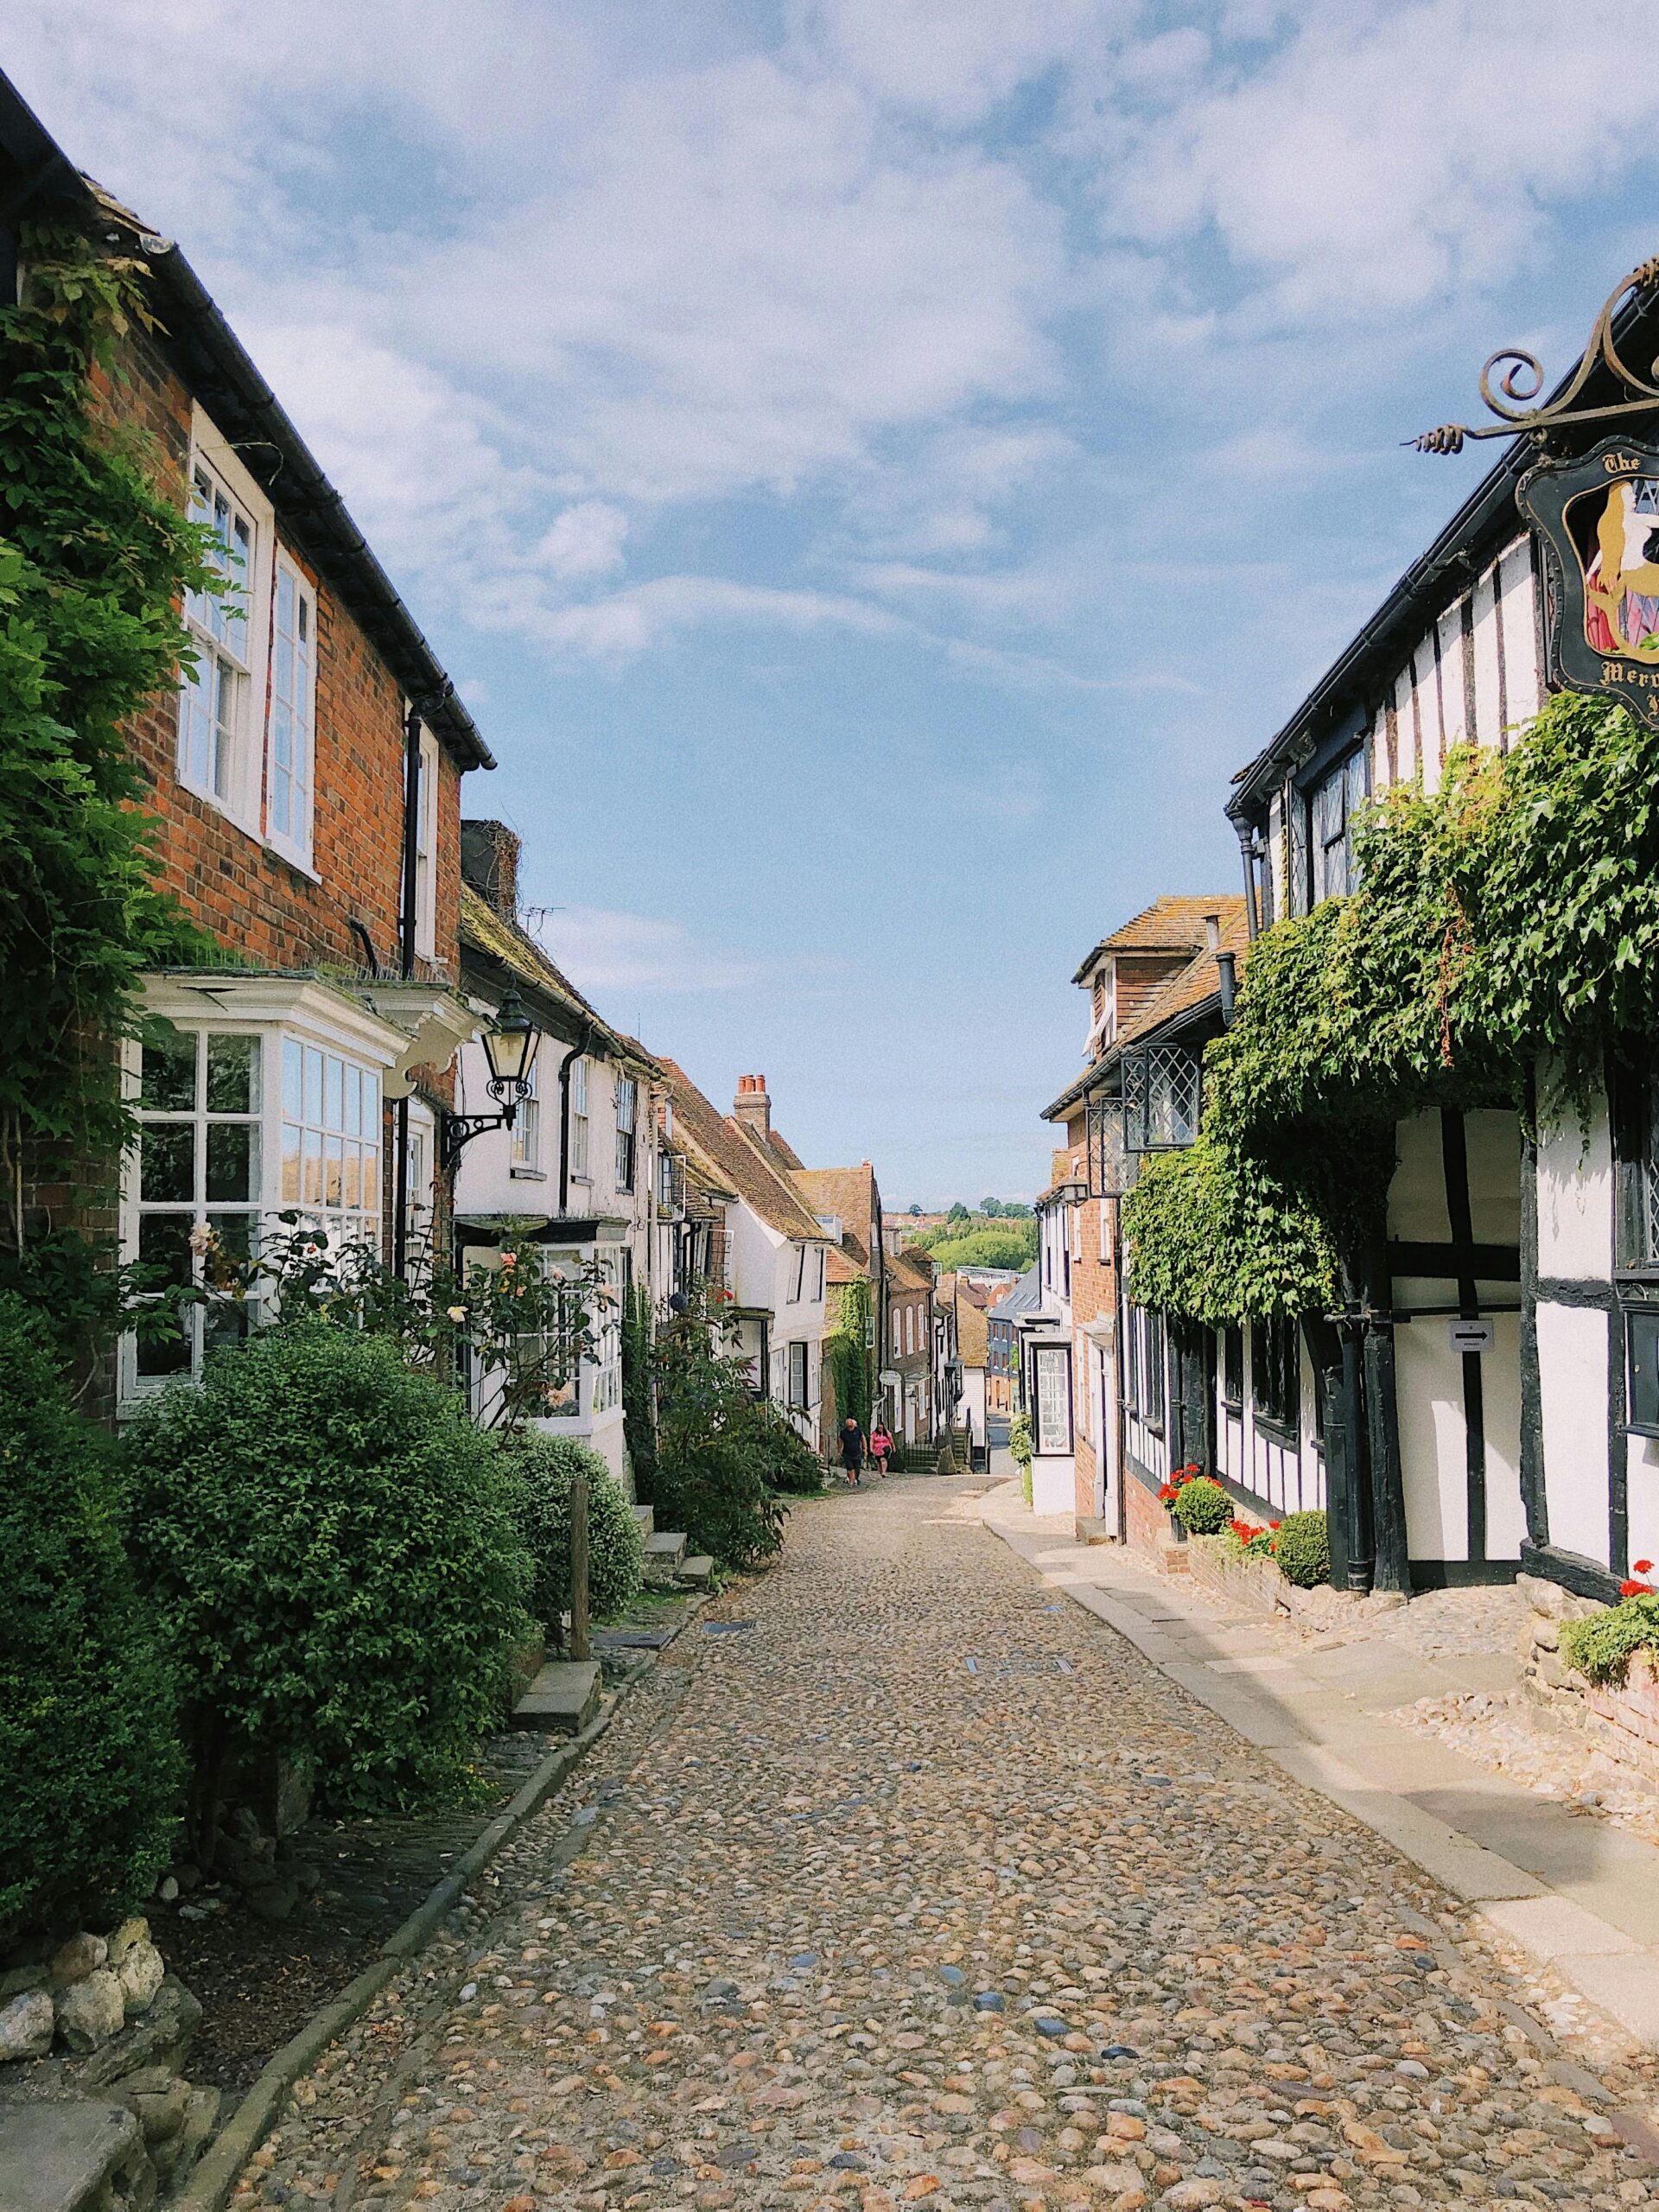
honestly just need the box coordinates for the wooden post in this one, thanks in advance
[569,1471,591,1662]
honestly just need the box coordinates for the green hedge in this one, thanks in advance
[123,1325,531,1822]
[0,1295,181,1940]
[510,1433,643,1627]
[1168,1476,1231,1535]
[1273,1510,1330,1589]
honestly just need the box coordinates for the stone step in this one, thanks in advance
[0,2098,152,2212]
[643,1530,688,1587]
[511,1658,601,1734]
[632,1503,656,1541]
[678,1554,715,1589]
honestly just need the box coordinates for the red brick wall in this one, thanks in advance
[1114,951,1193,1024]
[101,327,464,984]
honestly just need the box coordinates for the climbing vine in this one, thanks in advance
[1125,691,1659,1322]
[0,220,214,1265]
[823,1274,874,1438]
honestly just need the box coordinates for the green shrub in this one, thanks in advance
[1010,1410,1033,1505]
[752,1409,823,1495]
[1168,1475,1232,1535]
[0,1294,181,1941]
[122,1325,531,1827]
[650,1294,786,1569]
[510,1433,643,1628]
[1561,1592,1659,1685]
[1273,1510,1330,1588]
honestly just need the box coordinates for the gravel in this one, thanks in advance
[230,1479,1659,2212]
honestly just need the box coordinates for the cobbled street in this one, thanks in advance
[242,1481,1659,2212]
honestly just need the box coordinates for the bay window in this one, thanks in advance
[279,1039,381,1249]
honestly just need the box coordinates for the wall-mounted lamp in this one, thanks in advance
[441,986,541,1173]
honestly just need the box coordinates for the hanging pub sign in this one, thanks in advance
[1519,438,1659,730]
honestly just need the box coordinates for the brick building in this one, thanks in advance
[1,74,493,1408]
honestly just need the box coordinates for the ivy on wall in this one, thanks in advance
[1125,691,1659,1323]
[0,221,213,1255]
[823,1274,873,1437]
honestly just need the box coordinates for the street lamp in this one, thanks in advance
[441,986,542,1173]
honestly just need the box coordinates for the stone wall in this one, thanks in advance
[1517,1572,1659,1787]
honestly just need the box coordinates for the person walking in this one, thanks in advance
[838,1415,866,1487]
[868,1421,893,1479]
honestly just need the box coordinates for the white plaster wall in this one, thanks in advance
[1395,1319,1468,1561]
[1628,1433,1659,1576]
[1031,1454,1075,1515]
[1536,1083,1612,1282]
[1483,1310,1527,1561]
[1498,538,1542,725]
[1465,1110,1522,1244]
[1471,563,1503,751]
[1537,1300,1611,1567]
[728,1203,784,1316]
[1389,1111,1447,1240]
[1437,605,1467,746]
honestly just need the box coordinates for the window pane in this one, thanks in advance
[324,1054,344,1134]
[1630,1309,1659,1430]
[281,1119,302,1203]
[362,1147,380,1215]
[302,1128,324,1205]
[343,1063,362,1138]
[206,1121,256,1204]
[141,1028,197,1112]
[137,1211,193,1287]
[139,1122,195,1204]
[207,1211,257,1270]
[137,1312,193,1378]
[363,1071,379,1128]
[206,1033,258,1115]
[324,1133,343,1207]
[203,1299,253,1360]
[302,1047,323,1123]
[282,1038,302,1121]
[344,1145,361,1209]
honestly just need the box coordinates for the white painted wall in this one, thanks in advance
[1536,1081,1613,1281]
[1537,1300,1612,1567]
[1628,1433,1659,1577]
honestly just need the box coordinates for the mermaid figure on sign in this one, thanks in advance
[1585,478,1659,656]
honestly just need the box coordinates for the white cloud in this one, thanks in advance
[534,503,629,582]
[529,906,767,995]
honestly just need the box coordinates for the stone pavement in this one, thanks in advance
[235,1477,1659,2212]
[974,1484,1659,2063]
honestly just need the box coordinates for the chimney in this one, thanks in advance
[461,819,521,920]
[1204,912,1222,954]
[733,1073,771,1141]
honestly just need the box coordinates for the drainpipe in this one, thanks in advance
[557,1019,597,1214]
[392,707,422,1282]
[1236,820,1261,940]
[1216,950,1237,1026]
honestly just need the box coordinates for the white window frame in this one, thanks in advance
[787,1338,809,1409]
[569,1058,590,1182]
[265,554,316,870]
[177,411,273,836]
[511,1059,543,1177]
[614,1072,638,1192]
[414,727,440,962]
[590,1250,623,1414]
[118,988,394,1409]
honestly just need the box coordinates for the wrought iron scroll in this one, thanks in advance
[1413,257,1659,454]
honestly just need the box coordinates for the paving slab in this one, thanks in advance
[1482,1894,1642,1958]
[0,2099,146,2212]
[510,1657,601,1733]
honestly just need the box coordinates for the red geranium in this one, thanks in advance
[1619,1579,1656,1599]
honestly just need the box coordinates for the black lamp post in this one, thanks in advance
[441,986,541,1173]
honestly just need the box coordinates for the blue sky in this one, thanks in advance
[10,2,1659,1201]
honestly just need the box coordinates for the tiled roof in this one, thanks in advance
[956,1297,989,1367]
[767,1128,806,1171]
[826,1246,861,1287]
[1070,893,1242,983]
[657,1058,829,1244]
[1043,894,1249,1121]
[991,1264,1043,1324]
[889,1248,934,1291]
[461,886,659,1072]
[791,1166,878,1271]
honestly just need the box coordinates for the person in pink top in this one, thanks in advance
[868,1423,893,1478]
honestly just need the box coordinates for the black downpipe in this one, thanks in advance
[1216,950,1237,1025]
[1236,822,1261,940]
[392,709,421,1283]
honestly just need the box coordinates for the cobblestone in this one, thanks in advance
[234,1480,1659,2212]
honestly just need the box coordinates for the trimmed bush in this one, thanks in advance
[0,1294,181,1941]
[1168,1475,1232,1535]
[650,1294,787,1569]
[751,1409,823,1495]
[122,1325,531,1826]
[1561,1592,1659,1685]
[510,1433,643,1628]
[1273,1510,1330,1588]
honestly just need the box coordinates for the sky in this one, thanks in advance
[8,3,1659,1204]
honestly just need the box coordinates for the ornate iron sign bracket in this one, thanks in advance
[1413,257,1659,454]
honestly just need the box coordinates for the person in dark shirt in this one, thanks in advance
[838,1416,866,1486]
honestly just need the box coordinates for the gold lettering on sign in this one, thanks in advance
[1605,452,1644,474]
